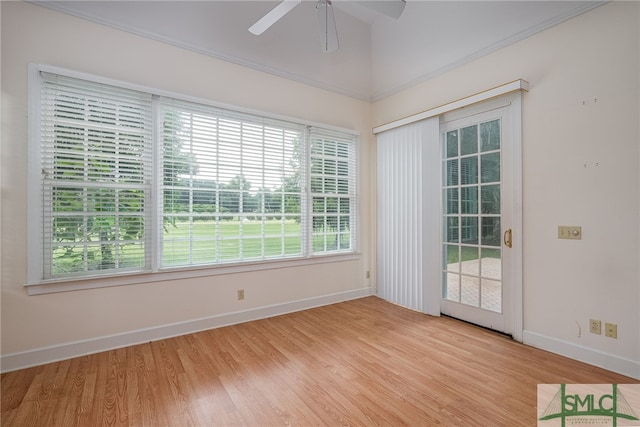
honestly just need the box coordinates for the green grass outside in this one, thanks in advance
[162,219,303,266]
[52,219,351,275]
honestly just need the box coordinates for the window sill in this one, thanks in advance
[24,253,362,295]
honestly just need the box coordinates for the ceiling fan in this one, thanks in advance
[249,0,407,53]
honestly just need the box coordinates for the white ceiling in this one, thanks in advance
[33,0,604,101]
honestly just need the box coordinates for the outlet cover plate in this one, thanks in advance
[558,226,582,240]
[605,322,617,339]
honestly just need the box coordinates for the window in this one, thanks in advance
[159,99,307,266]
[309,128,357,253]
[29,67,358,284]
[38,72,153,279]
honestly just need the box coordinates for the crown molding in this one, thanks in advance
[370,1,607,102]
[29,1,607,104]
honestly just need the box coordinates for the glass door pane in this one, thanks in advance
[442,120,502,314]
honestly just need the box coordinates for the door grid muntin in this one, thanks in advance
[442,119,503,313]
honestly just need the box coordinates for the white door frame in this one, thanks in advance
[437,93,523,341]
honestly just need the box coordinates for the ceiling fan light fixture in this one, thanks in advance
[316,0,339,53]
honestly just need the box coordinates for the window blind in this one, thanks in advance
[159,98,308,266]
[376,118,440,314]
[39,72,153,279]
[309,127,358,254]
[32,67,358,285]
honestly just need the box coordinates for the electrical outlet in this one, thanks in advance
[237,289,245,300]
[589,319,601,334]
[605,322,617,339]
[366,270,370,279]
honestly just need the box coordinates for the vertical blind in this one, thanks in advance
[34,68,358,282]
[376,118,440,314]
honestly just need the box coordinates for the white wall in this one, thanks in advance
[0,2,374,370]
[374,2,640,379]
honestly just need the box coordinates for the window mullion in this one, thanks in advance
[188,113,194,266]
[151,97,161,272]
[215,117,221,264]
[239,122,244,260]
[261,126,266,259]
[303,126,312,257]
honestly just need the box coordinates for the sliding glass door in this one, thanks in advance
[440,106,515,334]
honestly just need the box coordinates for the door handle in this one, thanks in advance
[503,228,512,248]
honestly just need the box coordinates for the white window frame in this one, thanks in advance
[27,64,360,295]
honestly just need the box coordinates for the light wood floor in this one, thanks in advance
[2,296,637,426]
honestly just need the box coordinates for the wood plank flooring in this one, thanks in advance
[2,296,638,426]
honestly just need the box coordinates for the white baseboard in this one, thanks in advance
[1,287,374,373]
[523,330,640,380]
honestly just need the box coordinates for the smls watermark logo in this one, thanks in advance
[538,384,640,427]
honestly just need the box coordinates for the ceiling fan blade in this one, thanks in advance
[316,0,338,53]
[249,0,302,35]
[359,0,406,19]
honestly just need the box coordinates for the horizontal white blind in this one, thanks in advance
[159,98,307,266]
[309,128,358,254]
[40,72,153,279]
[32,66,359,285]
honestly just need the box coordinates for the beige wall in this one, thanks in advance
[374,2,640,376]
[2,1,639,378]
[0,2,373,359]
